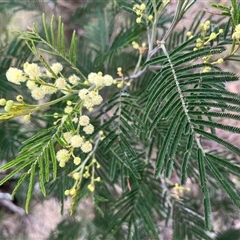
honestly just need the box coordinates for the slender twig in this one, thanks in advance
[0,199,25,216]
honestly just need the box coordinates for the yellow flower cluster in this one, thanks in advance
[46,62,63,78]
[68,74,80,85]
[0,95,36,121]
[56,149,71,167]
[202,56,224,73]
[232,24,240,40]
[172,183,190,200]
[54,111,101,202]
[187,21,223,52]
[24,62,41,78]
[132,3,153,24]
[191,21,223,51]
[64,157,101,198]
[5,62,84,101]
[132,41,147,55]
[87,71,113,87]
[53,69,114,171]
[74,71,114,111]
[6,67,26,85]
[3,62,115,205]
[55,114,95,167]
[78,88,103,111]
[113,67,131,88]
[186,20,224,73]
[199,20,211,32]
[52,69,112,198]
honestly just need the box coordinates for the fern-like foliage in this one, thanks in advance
[0,12,85,208]
[141,34,240,229]
[1,1,240,239]
[0,37,45,161]
[17,13,80,77]
[0,120,67,212]
[173,201,213,240]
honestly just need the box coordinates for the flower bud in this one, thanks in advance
[24,115,31,121]
[140,3,146,10]
[136,17,141,24]
[16,95,24,102]
[148,15,153,21]
[0,98,6,106]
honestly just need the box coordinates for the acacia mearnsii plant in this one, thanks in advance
[1,0,240,239]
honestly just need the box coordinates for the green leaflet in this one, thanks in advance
[181,134,194,185]
[69,30,77,65]
[0,159,35,186]
[42,13,50,43]
[173,202,212,240]
[190,110,240,121]
[192,119,240,134]
[197,149,212,231]
[154,111,185,177]
[11,172,28,197]
[49,140,57,180]
[206,156,240,209]
[194,128,240,156]
[25,163,36,213]
[38,155,46,196]
[110,148,140,179]
[231,0,240,25]
[44,147,50,182]
[206,153,240,176]
[93,194,108,218]
[19,13,81,77]
[165,159,174,178]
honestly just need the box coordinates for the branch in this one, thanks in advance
[0,198,25,216]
